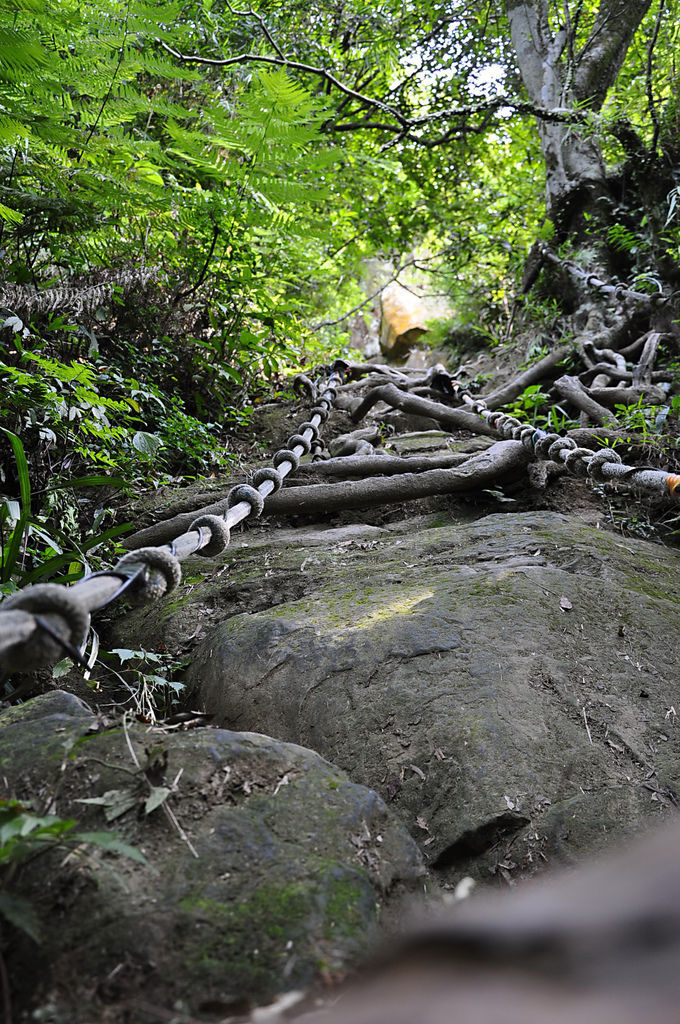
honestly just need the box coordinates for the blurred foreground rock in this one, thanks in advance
[301,815,680,1024]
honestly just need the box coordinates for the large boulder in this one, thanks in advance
[183,510,680,877]
[1,691,424,1023]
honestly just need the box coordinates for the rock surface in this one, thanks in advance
[177,509,680,879]
[1,691,424,1022]
[8,411,680,1021]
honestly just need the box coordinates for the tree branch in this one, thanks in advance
[159,41,409,126]
[223,0,287,60]
[574,0,653,109]
[160,39,586,149]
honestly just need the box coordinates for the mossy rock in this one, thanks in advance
[179,511,680,880]
[1,691,424,1023]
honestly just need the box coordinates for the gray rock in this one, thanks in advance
[185,511,680,877]
[1,691,424,1022]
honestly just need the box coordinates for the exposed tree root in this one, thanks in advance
[349,383,498,436]
[483,345,572,409]
[263,442,529,515]
[122,442,529,548]
[553,375,618,426]
[291,451,474,480]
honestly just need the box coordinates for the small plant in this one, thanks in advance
[0,427,131,594]
[56,647,188,722]
[0,797,146,942]
[505,384,552,425]
[612,396,658,437]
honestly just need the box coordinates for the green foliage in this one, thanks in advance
[78,646,188,721]
[506,385,551,425]
[611,394,680,445]
[0,796,146,942]
[0,423,132,592]
[0,0,359,592]
[505,384,579,432]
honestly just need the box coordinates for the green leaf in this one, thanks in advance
[49,474,126,490]
[29,523,63,554]
[20,552,83,586]
[132,431,163,457]
[1,514,28,584]
[0,200,24,224]
[81,522,134,551]
[72,832,149,865]
[75,789,138,821]
[1,428,31,516]
[0,890,42,942]
[144,786,171,815]
[109,648,142,663]
[52,658,73,678]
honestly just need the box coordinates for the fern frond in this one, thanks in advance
[257,70,316,117]
[0,200,23,224]
[0,28,46,77]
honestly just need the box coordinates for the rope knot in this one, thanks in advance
[298,421,321,442]
[227,483,265,518]
[534,433,561,459]
[189,514,231,556]
[515,425,535,448]
[273,448,301,472]
[1,583,91,671]
[548,437,578,462]
[587,448,623,482]
[310,403,330,423]
[563,447,595,477]
[252,466,284,493]
[494,414,522,439]
[287,432,313,455]
[115,547,182,601]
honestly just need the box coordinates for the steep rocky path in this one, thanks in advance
[2,365,680,1023]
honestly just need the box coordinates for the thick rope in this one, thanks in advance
[538,245,680,309]
[348,366,680,501]
[0,368,343,676]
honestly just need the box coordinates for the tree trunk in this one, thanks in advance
[505,0,653,237]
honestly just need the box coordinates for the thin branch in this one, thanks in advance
[174,223,220,304]
[79,0,131,157]
[223,0,286,60]
[332,120,404,134]
[159,41,408,125]
[159,39,585,147]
